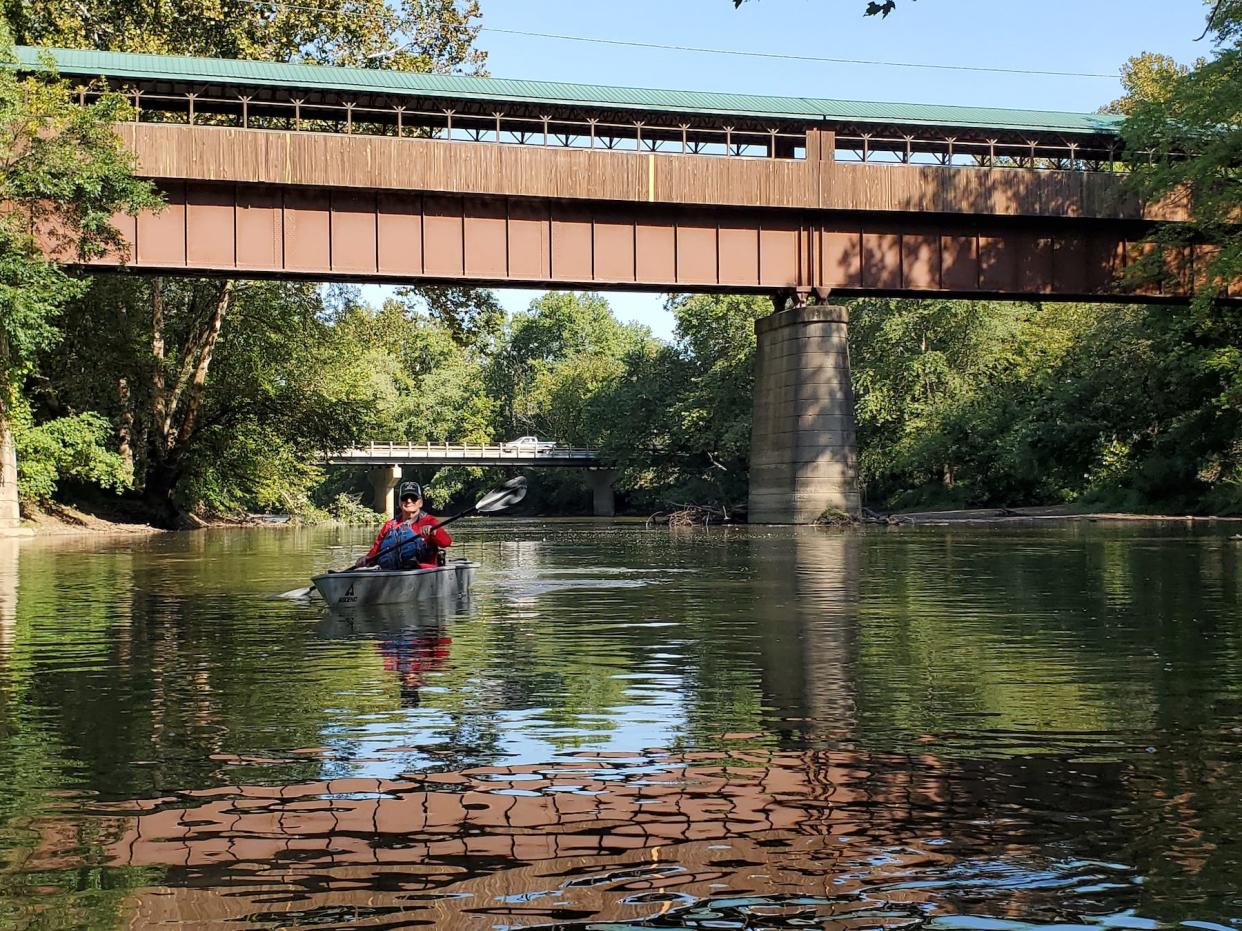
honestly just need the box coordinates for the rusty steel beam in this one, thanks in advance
[74,179,1218,302]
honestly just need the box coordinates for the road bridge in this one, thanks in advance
[13,46,1224,524]
[325,443,614,516]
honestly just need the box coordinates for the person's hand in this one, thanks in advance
[418,524,435,538]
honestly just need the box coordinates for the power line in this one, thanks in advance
[262,4,1117,80]
[481,26,1116,79]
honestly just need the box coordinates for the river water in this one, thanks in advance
[0,520,1238,929]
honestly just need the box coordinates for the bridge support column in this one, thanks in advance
[368,465,402,517]
[748,304,859,524]
[588,469,617,517]
[0,425,20,531]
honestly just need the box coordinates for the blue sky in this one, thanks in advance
[373,0,1215,340]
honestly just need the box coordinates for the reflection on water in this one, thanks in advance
[0,521,1238,929]
[21,749,1153,929]
[0,539,17,652]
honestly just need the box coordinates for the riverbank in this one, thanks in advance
[6,501,1241,539]
[9,501,165,537]
[880,504,1242,524]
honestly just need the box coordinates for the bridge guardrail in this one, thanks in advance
[322,443,603,462]
[77,87,1124,172]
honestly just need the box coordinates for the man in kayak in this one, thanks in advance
[354,481,452,570]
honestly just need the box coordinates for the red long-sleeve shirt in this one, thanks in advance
[363,512,452,568]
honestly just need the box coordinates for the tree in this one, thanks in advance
[315,295,498,508]
[1102,52,1198,116]
[1103,4,1242,512]
[394,284,504,351]
[1118,28,1240,308]
[11,1,491,518]
[38,278,383,519]
[0,27,159,521]
[732,0,914,14]
[487,292,649,442]
[5,0,486,74]
[594,294,767,512]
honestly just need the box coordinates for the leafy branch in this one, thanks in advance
[732,0,915,14]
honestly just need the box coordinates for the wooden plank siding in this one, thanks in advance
[117,123,1178,222]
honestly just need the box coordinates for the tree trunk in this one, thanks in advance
[0,420,20,530]
[139,279,236,524]
[141,458,185,528]
[171,280,233,453]
[150,277,169,451]
[0,335,20,530]
[117,377,134,479]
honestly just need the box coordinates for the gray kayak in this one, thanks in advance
[311,560,478,608]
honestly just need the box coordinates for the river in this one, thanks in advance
[0,520,1238,929]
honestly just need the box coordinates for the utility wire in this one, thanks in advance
[263,2,1117,80]
[481,26,1117,79]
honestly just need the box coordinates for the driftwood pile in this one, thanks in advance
[646,504,732,528]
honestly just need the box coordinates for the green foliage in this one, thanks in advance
[395,285,504,350]
[1113,5,1240,311]
[1086,8,1242,513]
[1102,52,1198,116]
[36,279,382,516]
[0,24,158,408]
[592,294,767,512]
[332,295,497,446]
[731,0,911,14]
[7,0,486,74]
[849,298,1242,513]
[159,282,383,514]
[489,291,653,446]
[319,294,499,509]
[863,0,906,16]
[12,410,130,501]
[8,0,489,520]
[327,492,386,525]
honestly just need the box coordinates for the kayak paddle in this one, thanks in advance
[280,475,528,599]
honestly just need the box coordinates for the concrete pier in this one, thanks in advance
[748,305,859,524]
[0,426,20,531]
[587,469,617,517]
[368,465,402,516]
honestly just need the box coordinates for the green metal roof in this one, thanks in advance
[12,45,1123,137]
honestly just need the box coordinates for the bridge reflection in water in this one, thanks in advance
[45,749,972,928]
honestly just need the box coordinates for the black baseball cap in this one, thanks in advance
[398,482,423,501]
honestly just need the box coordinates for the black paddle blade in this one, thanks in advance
[477,475,527,513]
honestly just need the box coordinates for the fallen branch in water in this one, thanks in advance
[646,503,732,528]
[862,507,910,525]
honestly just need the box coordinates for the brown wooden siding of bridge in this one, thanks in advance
[118,123,1170,220]
[73,123,1211,300]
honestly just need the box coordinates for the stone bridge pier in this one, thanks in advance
[369,465,402,517]
[587,469,617,518]
[748,304,860,524]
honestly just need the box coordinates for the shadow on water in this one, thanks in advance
[0,522,1238,928]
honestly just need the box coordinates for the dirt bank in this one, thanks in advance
[877,505,1242,524]
[16,501,165,536]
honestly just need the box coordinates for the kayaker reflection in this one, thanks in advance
[354,482,453,570]
[380,628,452,707]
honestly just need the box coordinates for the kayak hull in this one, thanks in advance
[311,561,477,608]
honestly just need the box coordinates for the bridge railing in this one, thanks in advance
[324,442,602,461]
[97,89,807,160]
[76,86,1125,172]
